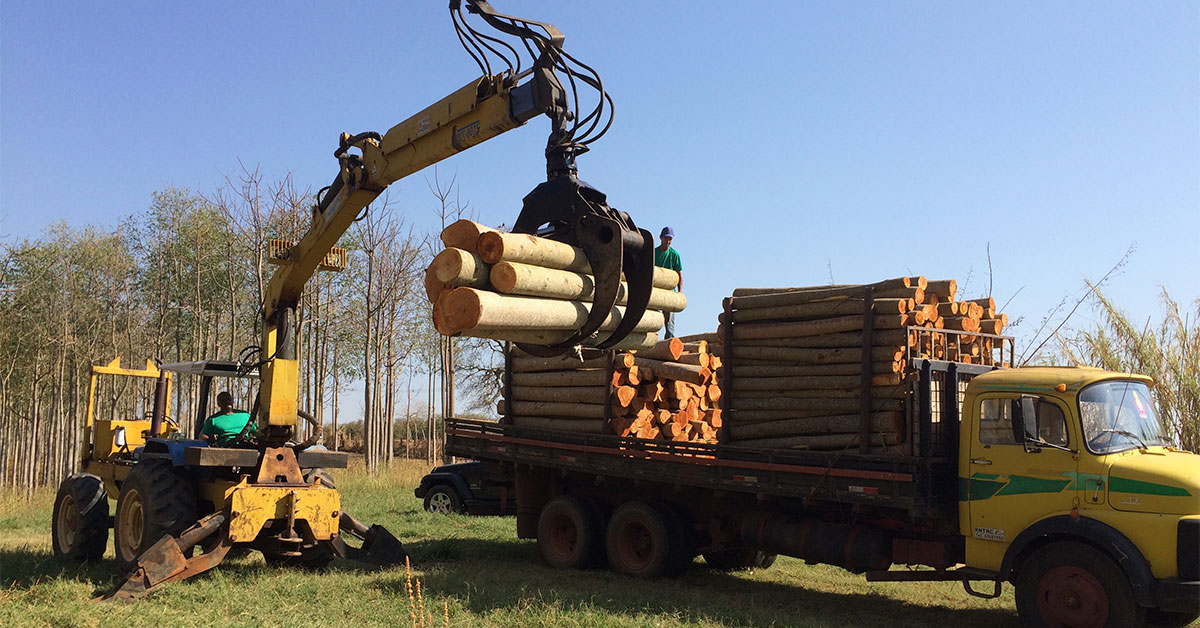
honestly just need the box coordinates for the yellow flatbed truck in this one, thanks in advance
[446,356,1199,627]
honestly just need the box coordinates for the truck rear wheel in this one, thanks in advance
[537,495,603,569]
[114,459,197,570]
[606,501,672,579]
[1014,541,1143,628]
[52,473,110,561]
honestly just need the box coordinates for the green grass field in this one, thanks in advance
[1,460,1023,627]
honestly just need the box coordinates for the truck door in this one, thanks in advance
[965,393,1077,570]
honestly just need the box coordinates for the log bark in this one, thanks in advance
[734,385,906,400]
[510,354,609,372]
[511,385,608,404]
[511,417,608,433]
[432,247,490,288]
[510,370,609,387]
[729,280,921,310]
[630,357,711,385]
[633,337,683,361]
[729,329,910,349]
[733,373,903,391]
[424,266,448,304]
[728,298,907,323]
[727,411,903,440]
[463,328,657,350]
[506,400,607,419]
[728,345,903,364]
[727,362,903,377]
[729,397,902,412]
[924,279,957,301]
[676,352,710,368]
[440,288,664,333]
[478,231,680,290]
[490,261,687,312]
[440,219,497,253]
[675,332,722,344]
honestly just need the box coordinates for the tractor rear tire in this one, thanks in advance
[52,473,110,561]
[114,459,197,570]
[303,468,336,490]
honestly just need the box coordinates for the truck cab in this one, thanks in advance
[958,366,1199,624]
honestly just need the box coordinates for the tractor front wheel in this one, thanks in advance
[114,459,197,569]
[51,473,110,561]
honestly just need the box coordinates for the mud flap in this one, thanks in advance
[98,512,231,602]
[331,512,408,565]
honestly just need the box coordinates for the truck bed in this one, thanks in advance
[445,417,958,519]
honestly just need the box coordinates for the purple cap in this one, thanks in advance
[660,227,674,238]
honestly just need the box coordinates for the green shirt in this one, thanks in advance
[654,246,682,272]
[202,410,254,446]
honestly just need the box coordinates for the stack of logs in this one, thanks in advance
[425,219,685,350]
[717,277,1010,452]
[501,337,723,444]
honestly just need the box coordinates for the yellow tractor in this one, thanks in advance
[53,0,644,601]
[52,357,404,600]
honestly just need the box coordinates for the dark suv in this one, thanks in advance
[414,461,516,516]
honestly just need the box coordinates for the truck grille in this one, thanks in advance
[1180,519,1200,581]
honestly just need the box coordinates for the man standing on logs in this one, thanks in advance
[654,227,683,338]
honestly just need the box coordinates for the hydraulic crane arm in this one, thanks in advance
[256,1,655,437]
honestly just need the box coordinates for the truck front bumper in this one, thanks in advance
[1153,579,1200,614]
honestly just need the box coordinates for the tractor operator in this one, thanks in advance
[201,391,255,446]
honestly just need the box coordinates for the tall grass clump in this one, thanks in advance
[1058,284,1199,452]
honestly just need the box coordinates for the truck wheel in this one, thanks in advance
[703,548,777,571]
[52,473,110,561]
[1014,541,1144,628]
[114,459,198,570]
[660,504,696,576]
[423,484,462,515]
[1146,608,1200,628]
[606,501,672,579]
[537,495,603,569]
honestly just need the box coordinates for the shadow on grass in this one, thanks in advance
[382,539,1020,628]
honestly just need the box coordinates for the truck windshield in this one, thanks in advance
[1079,380,1172,454]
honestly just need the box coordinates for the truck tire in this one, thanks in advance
[537,495,603,569]
[660,504,696,576]
[114,459,198,570]
[423,484,463,515]
[52,473,110,561]
[703,548,777,571]
[1014,541,1144,628]
[606,501,672,579]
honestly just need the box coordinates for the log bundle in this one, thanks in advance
[425,219,685,350]
[500,338,723,444]
[719,277,1012,453]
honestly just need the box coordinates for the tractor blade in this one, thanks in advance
[98,512,230,602]
[333,512,408,565]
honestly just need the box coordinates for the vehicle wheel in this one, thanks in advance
[1014,541,1144,628]
[52,473,110,561]
[537,495,604,569]
[703,548,777,571]
[114,459,197,570]
[262,544,335,571]
[1146,608,1200,628]
[303,468,336,489]
[606,501,672,579]
[423,484,462,515]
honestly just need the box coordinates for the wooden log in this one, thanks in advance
[681,340,709,354]
[730,329,910,349]
[490,261,687,312]
[440,219,497,253]
[611,385,638,408]
[464,328,657,351]
[511,416,607,433]
[963,297,995,311]
[676,332,722,345]
[510,354,609,372]
[731,284,861,297]
[634,337,684,361]
[631,357,711,385]
[733,373,903,391]
[735,385,906,401]
[477,231,680,290]
[624,364,641,386]
[728,362,905,377]
[441,288,664,333]
[707,383,722,404]
[506,400,607,419]
[424,266,449,304]
[937,302,960,317]
[729,278,916,308]
[706,408,723,428]
[731,432,901,449]
[943,317,980,333]
[610,417,633,436]
[676,352,711,368]
[924,279,957,301]
[979,319,1005,335]
[709,355,723,370]
[728,346,903,364]
[511,385,608,404]
[727,411,903,440]
[510,369,608,387]
[431,247,490,288]
[730,298,907,322]
[726,408,837,423]
[432,299,455,335]
[729,397,902,412]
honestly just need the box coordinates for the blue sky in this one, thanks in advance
[3,1,1197,359]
